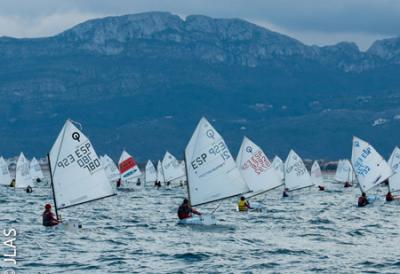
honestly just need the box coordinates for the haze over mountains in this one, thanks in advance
[1,12,400,161]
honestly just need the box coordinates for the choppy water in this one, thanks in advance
[1,174,400,274]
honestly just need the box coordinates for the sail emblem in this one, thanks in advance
[245,146,253,153]
[206,129,215,139]
[72,132,81,142]
[354,141,360,147]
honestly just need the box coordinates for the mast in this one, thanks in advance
[347,161,351,183]
[144,161,147,185]
[183,153,191,204]
[47,153,59,220]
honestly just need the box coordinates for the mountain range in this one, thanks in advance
[1,11,400,161]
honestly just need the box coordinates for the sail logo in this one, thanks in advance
[72,132,81,142]
[245,146,253,153]
[206,129,215,139]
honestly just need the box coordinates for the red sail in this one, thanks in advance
[119,157,136,174]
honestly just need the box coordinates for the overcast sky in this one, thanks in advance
[0,0,399,50]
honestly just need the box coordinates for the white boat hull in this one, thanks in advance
[178,214,217,226]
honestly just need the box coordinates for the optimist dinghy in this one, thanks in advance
[351,136,392,205]
[180,117,249,225]
[48,119,116,229]
[235,136,283,211]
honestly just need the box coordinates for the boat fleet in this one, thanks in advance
[1,117,399,226]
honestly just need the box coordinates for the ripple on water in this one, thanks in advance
[3,176,400,273]
[173,252,211,262]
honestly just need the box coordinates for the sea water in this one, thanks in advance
[1,175,400,273]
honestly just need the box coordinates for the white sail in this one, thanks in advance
[351,136,393,193]
[345,160,356,182]
[15,153,32,188]
[185,117,249,206]
[388,146,400,192]
[118,150,142,182]
[145,160,157,184]
[49,120,115,209]
[335,159,354,183]
[0,156,11,186]
[156,160,165,184]
[101,155,120,182]
[162,151,186,182]
[334,160,344,181]
[284,150,313,191]
[311,161,323,186]
[272,156,285,182]
[236,137,283,197]
[30,157,44,181]
[179,161,187,182]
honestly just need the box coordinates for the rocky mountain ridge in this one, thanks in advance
[0,12,400,160]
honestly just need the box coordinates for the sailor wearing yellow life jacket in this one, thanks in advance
[238,196,252,212]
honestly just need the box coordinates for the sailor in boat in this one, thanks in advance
[26,185,33,193]
[238,196,252,212]
[344,181,352,188]
[282,188,289,198]
[357,192,369,207]
[318,185,325,191]
[136,178,141,186]
[116,178,122,188]
[385,191,400,202]
[42,204,60,227]
[9,179,15,188]
[177,198,202,220]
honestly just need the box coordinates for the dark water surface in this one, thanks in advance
[1,175,400,273]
